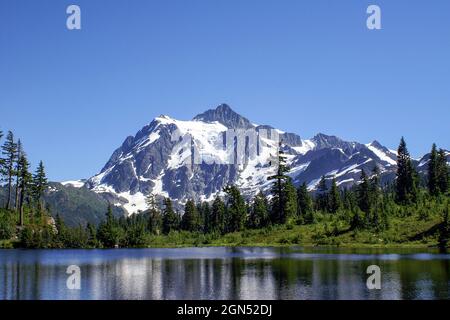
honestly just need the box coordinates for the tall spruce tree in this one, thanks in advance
[395,137,418,204]
[297,182,314,223]
[328,178,341,213]
[210,196,226,234]
[1,131,18,210]
[316,176,328,211]
[17,154,32,226]
[32,161,48,211]
[250,192,269,228]
[437,149,449,194]
[224,185,247,232]
[428,143,439,196]
[268,141,290,224]
[162,197,178,234]
[14,139,23,211]
[181,199,201,232]
[145,194,162,235]
[283,178,298,223]
[357,170,371,214]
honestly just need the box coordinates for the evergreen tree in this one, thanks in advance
[200,202,211,233]
[210,196,226,234]
[297,182,314,223]
[438,203,449,251]
[268,141,290,224]
[224,185,247,232]
[162,197,178,234]
[427,143,439,196]
[17,154,32,226]
[316,176,328,211]
[283,178,298,223]
[1,131,18,210]
[436,149,449,194]
[32,161,48,211]
[14,139,23,211]
[328,178,341,213]
[146,194,162,234]
[357,170,371,214]
[250,192,269,228]
[97,204,123,248]
[86,222,98,247]
[395,137,418,204]
[181,199,201,232]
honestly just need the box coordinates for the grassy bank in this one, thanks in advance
[140,214,443,249]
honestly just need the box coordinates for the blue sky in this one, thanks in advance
[1,0,449,181]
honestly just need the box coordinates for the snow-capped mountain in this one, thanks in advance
[66,104,446,215]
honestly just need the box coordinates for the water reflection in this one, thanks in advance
[0,247,449,300]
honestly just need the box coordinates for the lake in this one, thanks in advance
[0,247,449,300]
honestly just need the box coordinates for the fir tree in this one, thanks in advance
[32,161,48,211]
[250,192,269,228]
[438,203,449,251]
[14,139,23,211]
[437,149,449,194]
[395,137,418,204]
[210,196,226,234]
[268,141,290,224]
[427,143,439,196]
[17,154,32,226]
[316,176,328,211]
[181,199,201,232]
[1,131,18,210]
[224,185,247,232]
[97,204,123,248]
[357,170,371,214]
[162,197,178,234]
[283,178,298,224]
[200,202,211,233]
[328,178,341,213]
[146,194,162,234]
[297,182,314,224]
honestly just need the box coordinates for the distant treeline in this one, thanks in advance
[0,130,449,249]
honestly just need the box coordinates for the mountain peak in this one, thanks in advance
[193,104,254,129]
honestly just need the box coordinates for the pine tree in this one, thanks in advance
[146,194,162,235]
[297,182,314,223]
[283,178,298,223]
[427,143,439,196]
[395,137,418,204]
[200,202,211,233]
[250,192,269,228]
[224,185,247,232]
[357,170,371,214]
[438,203,449,251]
[162,197,178,234]
[1,131,18,210]
[268,141,290,224]
[181,199,201,232]
[14,139,23,211]
[210,196,226,234]
[32,161,48,211]
[17,154,32,226]
[436,149,449,194]
[328,178,341,213]
[316,176,328,211]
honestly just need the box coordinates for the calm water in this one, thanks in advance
[0,247,449,300]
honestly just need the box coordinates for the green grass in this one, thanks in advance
[142,214,443,249]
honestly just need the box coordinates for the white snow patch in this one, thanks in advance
[366,143,397,166]
[61,180,85,188]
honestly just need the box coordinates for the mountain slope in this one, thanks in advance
[73,104,449,216]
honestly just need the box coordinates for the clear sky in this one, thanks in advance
[1,0,449,181]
